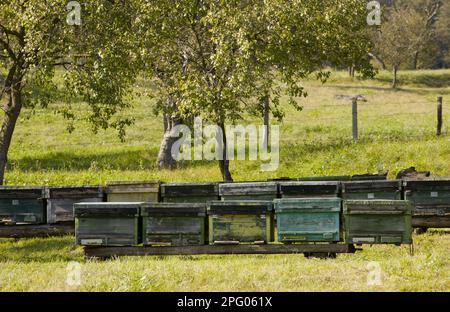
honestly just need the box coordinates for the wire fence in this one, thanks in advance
[19,97,448,149]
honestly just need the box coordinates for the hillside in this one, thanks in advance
[5,69,449,185]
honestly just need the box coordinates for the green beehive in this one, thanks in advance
[208,200,274,244]
[141,203,206,246]
[161,182,219,203]
[279,181,340,198]
[404,179,450,228]
[45,185,104,224]
[0,187,45,224]
[219,182,278,201]
[342,180,402,200]
[74,202,141,246]
[106,181,159,202]
[274,198,341,243]
[343,200,413,245]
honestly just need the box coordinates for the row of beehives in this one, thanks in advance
[0,179,449,230]
[74,198,414,247]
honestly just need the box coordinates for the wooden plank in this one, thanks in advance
[413,216,450,228]
[0,223,74,238]
[84,243,356,258]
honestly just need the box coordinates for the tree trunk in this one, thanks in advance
[392,65,398,89]
[262,96,270,149]
[0,82,23,185]
[156,117,181,169]
[412,51,419,70]
[368,53,386,70]
[217,121,233,182]
[163,114,169,132]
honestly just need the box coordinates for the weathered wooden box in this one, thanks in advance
[45,185,104,224]
[207,200,274,244]
[0,187,45,224]
[404,179,450,228]
[343,200,412,245]
[161,182,219,203]
[219,182,278,201]
[342,180,402,200]
[74,202,141,246]
[105,181,159,202]
[274,198,341,243]
[141,203,206,246]
[279,181,340,198]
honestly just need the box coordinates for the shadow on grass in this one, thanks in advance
[9,128,446,173]
[375,73,450,88]
[427,229,450,235]
[324,84,450,96]
[0,236,83,263]
[10,146,247,172]
[10,148,160,172]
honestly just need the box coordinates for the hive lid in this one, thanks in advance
[267,177,296,182]
[403,178,450,191]
[74,202,141,217]
[342,180,401,193]
[161,182,219,197]
[343,200,412,214]
[279,181,340,195]
[296,176,351,182]
[45,185,103,198]
[208,200,273,214]
[219,182,278,196]
[274,197,341,211]
[351,173,388,181]
[0,186,45,199]
[141,202,206,216]
[105,181,160,193]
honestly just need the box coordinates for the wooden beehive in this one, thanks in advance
[274,198,341,243]
[219,182,278,201]
[0,187,45,225]
[278,181,340,198]
[141,203,206,246]
[74,202,141,246]
[45,185,104,224]
[403,178,450,228]
[160,182,219,203]
[343,200,413,245]
[105,181,160,202]
[342,180,402,200]
[207,200,274,244]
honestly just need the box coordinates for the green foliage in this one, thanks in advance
[137,0,374,125]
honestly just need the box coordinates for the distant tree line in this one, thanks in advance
[371,0,450,74]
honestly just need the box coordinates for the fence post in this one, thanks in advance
[437,96,443,136]
[352,98,358,140]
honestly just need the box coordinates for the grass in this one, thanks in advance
[0,230,449,291]
[0,69,449,291]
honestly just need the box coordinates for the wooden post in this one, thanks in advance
[352,99,358,140]
[263,96,270,149]
[437,96,443,136]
